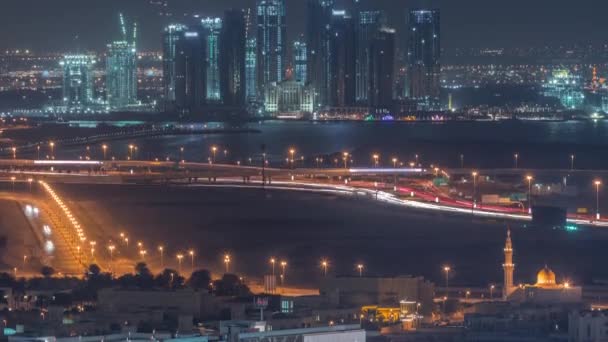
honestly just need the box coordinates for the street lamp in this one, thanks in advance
[514,153,519,168]
[224,254,231,273]
[158,246,164,268]
[595,180,602,220]
[180,147,184,162]
[392,158,398,168]
[139,249,147,260]
[472,171,478,212]
[102,144,108,160]
[321,259,328,276]
[357,264,364,277]
[289,148,295,168]
[490,284,495,299]
[460,154,464,168]
[11,147,16,159]
[373,154,379,168]
[280,260,287,277]
[128,144,134,159]
[526,175,533,214]
[108,245,115,272]
[342,152,349,169]
[49,141,55,159]
[189,249,195,272]
[177,254,184,273]
[270,257,276,276]
[570,154,575,170]
[443,266,451,299]
[211,146,218,164]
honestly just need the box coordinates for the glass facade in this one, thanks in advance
[306,0,334,108]
[293,41,307,84]
[407,9,440,101]
[246,38,258,100]
[202,18,223,102]
[355,10,385,103]
[256,0,287,90]
[106,41,137,109]
[162,24,188,102]
[61,55,96,108]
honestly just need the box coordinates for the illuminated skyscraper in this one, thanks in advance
[355,10,386,104]
[220,9,246,106]
[407,9,440,102]
[329,10,356,107]
[369,28,395,111]
[106,14,137,109]
[201,18,223,102]
[175,30,206,113]
[61,55,95,108]
[293,40,307,84]
[246,38,258,100]
[306,0,334,108]
[162,24,188,103]
[256,0,287,89]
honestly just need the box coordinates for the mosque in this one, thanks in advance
[501,229,582,304]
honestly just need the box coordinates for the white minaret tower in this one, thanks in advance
[502,229,515,300]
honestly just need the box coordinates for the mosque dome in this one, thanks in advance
[536,266,556,286]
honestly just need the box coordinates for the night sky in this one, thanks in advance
[2,0,607,52]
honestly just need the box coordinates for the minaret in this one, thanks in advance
[502,229,515,300]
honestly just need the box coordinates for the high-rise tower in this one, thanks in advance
[256,0,287,90]
[355,10,386,104]
[220,9,247,106]
[306,0,334,108]
[201,18,223,102]
[106,13,138,110]
[162,23,188,104]
[502,229,515,300]
[407,9,440,103]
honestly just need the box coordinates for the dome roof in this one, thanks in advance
[536,266,556,286]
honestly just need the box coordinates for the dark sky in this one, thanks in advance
[2,0,607,52]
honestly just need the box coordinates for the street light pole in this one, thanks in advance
[514,153,519,169]
[472,171,478,214]
[595,180,602,220]
[570,154,575,170]
[527,175,533,214]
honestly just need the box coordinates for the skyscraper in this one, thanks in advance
[106,14,138,110]
[355,10,386,104]
[293,40,307,84]
[61,55,96,108]
[369,28,395,111]
[220,9,247,106]
[329,10,356,108]
[201,18,223,102]
[174,30,206,113]
[306,0,334,108]
[246,38,258,100]
[256,0,287,89]
[162,24,188,104]
[407,9,440,102]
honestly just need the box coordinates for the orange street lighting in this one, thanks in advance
[158,246,164,268]
[392,157,398,168]
[189,249,195,271]
[357,264,364,277]
[443,266,451,299]
[526,175,533,213]
[373,154,379,167]
[595,180,602,220]
[224,254,231,273]
[270,257,276,276]
[176,253,184,273]
[321,259,329,276]
[211,146,218,163]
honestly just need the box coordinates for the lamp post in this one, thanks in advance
[490,284,495,300]
[49,141,55,159]
[443,266,451,299]
[128,144,134,160]
[514,153,519,168]
[321,260,328,276]
[472,171,478,213]
[270,258,276,277]
[280,260,287,277]
[37,145,41,160]
[158,246,164,268]
[595,180,602,220]
[224,254,231,273]
[211,146,217,164]
[526,175,533,214]
[570,154,575,170]
[357,264,364,277]
[343,152,349,169]
[460,154,464,168]
[180,147,184,162]
[392,158,398,168]
[177,254,184,274]
[289,148,295,169]
[189,249,195,272]
[102,144,108,160]
[373,154,379,168]
[108,245,115,272]
[12,147,16,159]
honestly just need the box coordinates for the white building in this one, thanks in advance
[568,310,608,342]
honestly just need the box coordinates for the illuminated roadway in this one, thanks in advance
[1,159,607,228]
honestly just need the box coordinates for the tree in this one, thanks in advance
[134,263,154,289]
[155,269,184,290]
[40,266,55,278]
[213,273,251,297]
[87,264,101,277]
[187,269,211,291]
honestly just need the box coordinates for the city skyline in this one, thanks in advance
[2,0,608,52]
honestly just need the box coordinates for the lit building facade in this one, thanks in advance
[407,9,440,102]
[245,38,258,100]
[162,24,188,103]
[293,40,307,84]
[220,9,246,106]
[256,0,287,91]
[61,55,96,108]
[368,27,395,111]
[306,0,334,108]
[543,69,585,110]
[174,30,206,113]
[201,18,223,102]
[264,80,315,116]
[355,10,386,104]
[106,41,137,109]
[329,10,357,108]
